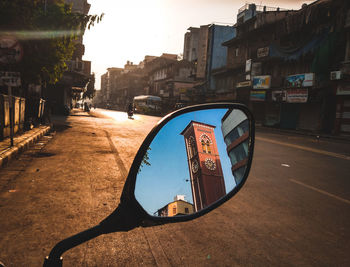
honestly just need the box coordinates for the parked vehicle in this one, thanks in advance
[133,95,162,115]
[43,103,255,266]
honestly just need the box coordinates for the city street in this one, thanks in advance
[0,108,349,266]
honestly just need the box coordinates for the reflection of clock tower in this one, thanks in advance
[181,121,226,212]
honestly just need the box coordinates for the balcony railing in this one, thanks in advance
[238,3,287,15]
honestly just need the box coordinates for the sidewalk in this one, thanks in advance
[0,125,51,167]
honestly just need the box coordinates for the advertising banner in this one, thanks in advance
[286,73,314,88]
[272,90,286,102]
[252,75,271,89]
[286,89,308,103]
[250,90,266,101]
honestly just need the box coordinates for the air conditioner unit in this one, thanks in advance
[330,71,342,80]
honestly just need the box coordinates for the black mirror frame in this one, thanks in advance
[118,102,255,228]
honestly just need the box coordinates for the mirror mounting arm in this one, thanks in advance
[44,200,146,266]
[99,200,143,233]
[43,225,102,267]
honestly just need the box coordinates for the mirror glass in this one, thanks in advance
[135,108,251,217]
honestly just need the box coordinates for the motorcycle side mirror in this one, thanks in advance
[44,103,255,266]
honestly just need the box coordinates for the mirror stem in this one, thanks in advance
[43,225,102,267]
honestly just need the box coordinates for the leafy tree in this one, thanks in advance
[0,0,103,87]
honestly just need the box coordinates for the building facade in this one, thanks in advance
[221,0,349,134]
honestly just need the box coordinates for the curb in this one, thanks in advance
[256,125,350,143]
[0,126,51,168]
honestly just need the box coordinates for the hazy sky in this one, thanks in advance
[83,0,314,89]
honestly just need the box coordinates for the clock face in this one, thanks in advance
[192,159,199,173]
[205,158,216,170]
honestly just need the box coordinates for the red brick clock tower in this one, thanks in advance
[181,121,226,212]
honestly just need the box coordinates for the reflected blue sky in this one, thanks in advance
[135,108,237,215]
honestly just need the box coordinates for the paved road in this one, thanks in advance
[0,108,349,266]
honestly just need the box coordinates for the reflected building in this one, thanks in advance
[221,110,249,184]
[181,121,226,212]
[156,195,194,217]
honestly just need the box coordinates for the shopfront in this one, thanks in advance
[335,84,350,134]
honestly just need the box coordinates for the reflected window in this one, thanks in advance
[228,140,249,165]
[224,120,249,146]
[200,134,212,154]
[185,207,189,213]
[233,166,246,184]
[187,136,197,158]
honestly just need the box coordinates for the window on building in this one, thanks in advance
[185,208,189,213]
[173,207,177,214]
[235,48,239,57]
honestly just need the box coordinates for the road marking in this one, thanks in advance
[289,179,350,205]
[256,137,350,160]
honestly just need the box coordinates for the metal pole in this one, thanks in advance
[7,85,14,146]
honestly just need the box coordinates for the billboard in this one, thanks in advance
[286,73,314,88]
[286,89,308,103]
[252,75,271,89]
[250,90,266,101]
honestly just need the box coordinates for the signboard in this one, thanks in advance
[245,59,252,72]
[0,36,23,64]
[272,90,286,102]
[257,47,269,58]
[250,90,266,101]
[236,81,252,88]
[286,73,315,88]
[286,89,308,103]
[337,84,350,95]
[252,75,271,89]
[0,71,21,86]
